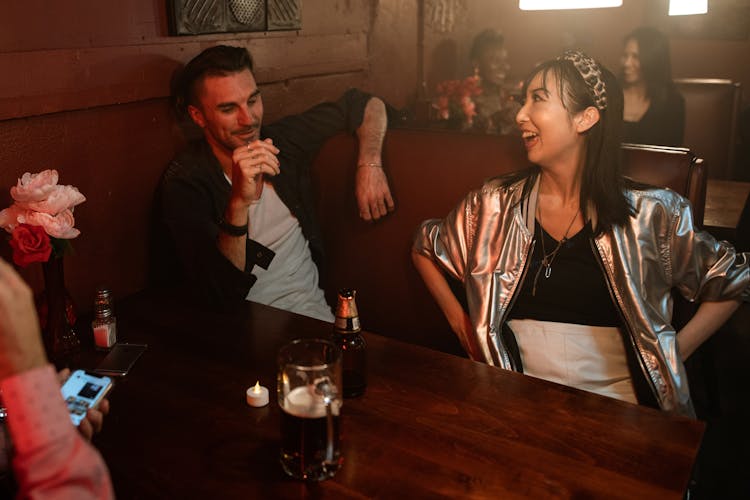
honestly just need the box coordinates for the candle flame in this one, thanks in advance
[253,381,261,393]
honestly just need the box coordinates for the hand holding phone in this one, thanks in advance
[60,370,113,426]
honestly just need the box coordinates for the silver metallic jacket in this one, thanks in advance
[414,176,750,416]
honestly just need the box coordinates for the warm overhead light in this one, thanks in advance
[668,0,708,16]
[519,0,622,10]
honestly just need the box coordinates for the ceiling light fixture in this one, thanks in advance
[668,0,708,16]
[519,0,622,10]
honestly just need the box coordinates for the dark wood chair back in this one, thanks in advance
[621,143,707,225]
[674,78,742,180]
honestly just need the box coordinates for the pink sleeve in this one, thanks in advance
[0,365,114,500]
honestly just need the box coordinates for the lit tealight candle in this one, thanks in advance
[246,381,269,407]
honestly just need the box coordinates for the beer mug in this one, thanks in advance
[277,338,343,481]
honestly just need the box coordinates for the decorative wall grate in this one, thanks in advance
[169,0,301,35]
[424,0,467,34]
[268,0,301,30]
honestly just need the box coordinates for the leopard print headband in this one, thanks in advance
[559,50,608,110]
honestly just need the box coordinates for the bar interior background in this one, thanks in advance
[0,0,748,312]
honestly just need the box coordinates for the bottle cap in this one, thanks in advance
[94,287,114,318]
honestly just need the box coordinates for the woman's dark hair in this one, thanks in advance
[516,56,631,232]
[172,45,255,117]
[622,27,675,103]
[469,29,505,62]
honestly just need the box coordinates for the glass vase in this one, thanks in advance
[41,256,81,363]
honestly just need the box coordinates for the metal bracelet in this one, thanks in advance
[357,162,383,169]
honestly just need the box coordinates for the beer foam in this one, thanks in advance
[283,386,340,419]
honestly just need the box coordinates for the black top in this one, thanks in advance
[152,89,395,308]
[623,88,685,147]
[508,221,620,326]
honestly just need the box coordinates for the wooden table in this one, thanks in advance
[704,179,750,242]
[86,292,704,499]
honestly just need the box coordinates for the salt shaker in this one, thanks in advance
[91,287,117,350]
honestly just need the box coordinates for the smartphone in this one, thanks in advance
[61,370,113,426]
[93,343,147,377]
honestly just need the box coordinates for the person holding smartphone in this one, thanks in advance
[0,257,114,499]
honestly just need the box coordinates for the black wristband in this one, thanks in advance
[218,218,248,237]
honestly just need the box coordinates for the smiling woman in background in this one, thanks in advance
[620,26,685,147]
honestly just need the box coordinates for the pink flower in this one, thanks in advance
[18,185,85,214]
[0,204,27,233]
[462,75,482,97]
[2,170,85,241]
[460,96,477,123]
[435,96,451,120]
[2,170,84,265]
[21,209,80,239]
[434,76,483,126]
[10,170,59,203]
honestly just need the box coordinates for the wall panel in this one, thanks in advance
[0,1,376,310]
[2,0,749,312]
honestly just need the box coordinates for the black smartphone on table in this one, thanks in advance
[93,343,147,377]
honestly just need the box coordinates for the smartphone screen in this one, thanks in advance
[93,343,147,377]
[60,370,113,426]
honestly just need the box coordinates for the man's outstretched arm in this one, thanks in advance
[355,97,394,221]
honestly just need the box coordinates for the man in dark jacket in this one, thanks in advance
[155,45,394,319]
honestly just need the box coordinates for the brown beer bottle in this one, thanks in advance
[332,288,367,398]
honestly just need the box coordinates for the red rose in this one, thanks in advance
[9,223,52,267]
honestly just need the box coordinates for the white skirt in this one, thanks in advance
[507,319,638,404]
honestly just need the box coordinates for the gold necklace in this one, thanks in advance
[531,204,580,297]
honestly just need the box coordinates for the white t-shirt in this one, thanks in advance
[226,175,333,323]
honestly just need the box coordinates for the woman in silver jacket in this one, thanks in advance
[412,51,749,417]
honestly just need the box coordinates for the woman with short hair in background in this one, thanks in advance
[469,29,521,135]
